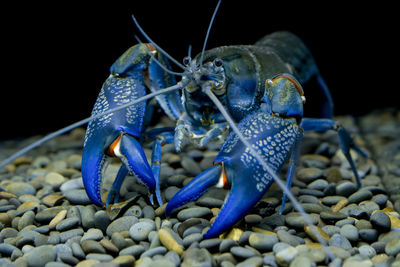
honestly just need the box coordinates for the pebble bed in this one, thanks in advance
[0,109,399,267]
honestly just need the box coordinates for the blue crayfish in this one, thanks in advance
[4,2,365,239]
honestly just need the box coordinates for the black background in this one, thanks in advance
[1,1,397,140]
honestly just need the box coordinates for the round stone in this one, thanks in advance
[230,246,257,258]
[25,245,56,267]
[63,189,92,205]
[336,181,357,197]
[119,245,145,257]
[308,179,329,190]
[81,228,104,242]
[329,234,352,250]
[385,238,400,256]
[296,168,323,183]
[81,240,106,254]
[177,207,212,221]
[129,220,156,241]
[348,190,373,204]
[140,246,167,258]
[359,229,378,242]
[358,245,376,258]
[6,182,36,196]
[275,246,298,266]
[340,224,359,242]
[55,217,80,231]
[285,212,319,228]
[106,216,138,237]
[370,211,391,232]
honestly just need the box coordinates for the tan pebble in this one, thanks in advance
[304,225,330,243]
[41,194,64,207]
[0,213,13,226]
[13,156,32,165]
[0,191,17,199]
[380,208,400,228]
[100,238,119,253]
[158,228,184,255]
[307,243,324,252]
[332,199,348,212]
[16,201,40,213]
[44,172,65,187]
[4,164,16,172]
[49,209,67,229]
[112,255,135,266]
[75,259,100,267]
[220,228,243,241]
[251,227,277,236]
[371,253,389,263]
[211,207,220,216]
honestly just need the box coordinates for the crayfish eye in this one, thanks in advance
[183,56,191,66]
[213,58,223,67]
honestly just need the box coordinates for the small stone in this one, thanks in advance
[41,194,64,207]
[285,212,319,228]
[296,168,323,183]
[275,246,298,266]
[36,207,66,224]
[183,233,203,248]
[359,229,378,242]
[112,255,135,267]
[106,216,138,237]
[290,255,313,267]
[181,247,214,267]
[94,210,110,233]
[49,209,68,229]
[358,245,376,258]
[81,240,106,254]
[276,230,300,247]
[25,245,56,267]
[177,207,212,221]
[329,234,352,250]
[304,225,330,243]
[142,205,156,220]
[348,190,373,204]
[332,199,349,212]
[59,228,84,243]
[372,194,388,207]
[245,214,262,224]
[85,253,114,261]
[81,228,104,242]
[230,246,257,258]
[308,179,329,190]
[321,196,347,206]
[236,256,263,267]
[60,178,84,193]
[129,219,156,241]
[71,242,86,259]
[320,211,347,224]
[119,245,145,257]
[340,224,359,242]
[370,211,391,232]
[181,157,202,176]
[75,259,100,267]
[196,197,224,208]
[385,238,400,256]
[44,172,66,189]
[140,246,167,258]
[336,181,357,197]
[56,217,80,231]
[100,238,119,254]
[322,225,340,236]
[63,189,92,205]
[18,210,35,230]
[6,182,36,196]
[158,228,184,255]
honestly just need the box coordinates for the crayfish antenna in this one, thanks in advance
[0,83,186,169]
[199,0,222,66]
[203,87,336,262]
[131,14,185,70]
[134,35,183,77]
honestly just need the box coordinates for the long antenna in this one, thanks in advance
[199,0,222,65]
[0,82,187,169]
[131,14,186,70]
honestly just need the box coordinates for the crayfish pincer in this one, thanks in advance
[80,10,366,238]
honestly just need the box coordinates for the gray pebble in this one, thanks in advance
[81,228,104,242]
[182,247,214,267]
[119,244,145,257]
[94,210,110,233]
[6,182,36,196]
[71,242,86,259]
[56,217,80,231]
[54,244,72,261]
[59,228,84,243]
[86,253,114,261]
[80,205,96,229]
[340,224,359,242]
[285,212,319,228]
[370,211,391,232]
[335,218,355,227]
[34,233,49,247]
[322,225,340,236]
[321,196,347,206]
[219,239,238,253]
[359,229,378,242]
[199,238,222,251]
[164,251,181,267]
[183,233,203,248]
[308,179,329,190]
[18,210,35,230]
[164,186,180,202]
[181,157,202,176]
[196,197,224,208]
[277,230,300,247]
[106,216,138,237]
[25,245,56,267]
[124,205,143,218]
[140,246,167,258]
[177,207,212,221]
[348,190,372,204]
[336,181,357,197]
[348,206,369,219]
[372,194,388,207]
[385,238,400,256]
[35,207,66,224]
[358,244,376,258]
[47,233,61,245]
[371,241,386,254]
[296,167,323,183]
[329,234,352,250]
[63,189,92,205]
[236,256,263,267]
[263,254,277,267]
[230,246,257,258]
[273,242,291,254]
[149,259,176,267]
[143,205,156,220]
[129,219,156,241]
[59,254,79,265]
[0,243,18,256]
[60,178,84,193]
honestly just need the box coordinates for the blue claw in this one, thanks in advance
[165,165,222,217]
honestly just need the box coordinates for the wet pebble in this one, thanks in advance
[385,238,400,256]
[230,246,257,258]
[56,217,80,231]
[177,207,212,221]
[25,245,56,267]
[63,189,92,205]
[140,246,167,258]
[329,234,352,250]
[129,219,156,241]
[340,224,359,242]
[106,216,138,237]
[336,181,358,196]
[119,244,145,257]
[370,211,391,232]
[348,189,373,203]
[6,182,36,196]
